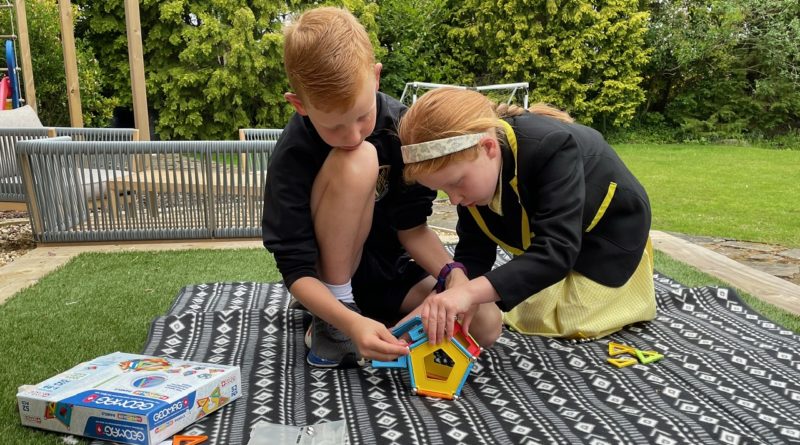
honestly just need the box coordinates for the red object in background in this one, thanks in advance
[0,76,9,110]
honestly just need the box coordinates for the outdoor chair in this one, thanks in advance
[0,127,139,203]
[238,128,282,171]
[16,138,275,242]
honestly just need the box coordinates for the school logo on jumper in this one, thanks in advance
[375,165,390,201]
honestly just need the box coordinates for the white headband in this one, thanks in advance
[401,133,484,164]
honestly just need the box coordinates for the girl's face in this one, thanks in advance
[416,138,502,207]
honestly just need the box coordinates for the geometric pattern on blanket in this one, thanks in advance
[131,270,800,444]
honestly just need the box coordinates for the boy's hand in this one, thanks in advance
[347,316,410,362]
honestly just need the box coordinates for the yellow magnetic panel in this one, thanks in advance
[424,352,454,381]
[409,341,470,397]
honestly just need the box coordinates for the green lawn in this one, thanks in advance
[616,143,800,248]
[0,249,280,444]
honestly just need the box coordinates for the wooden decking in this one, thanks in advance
[651,230,800,316]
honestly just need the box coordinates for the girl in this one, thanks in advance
[398,88,656,345]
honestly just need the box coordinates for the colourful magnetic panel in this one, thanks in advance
[424,352,455,381]
[392,316,424,337]
[607,357,638,368]
[416,388,453,400]
[452,322,481,359]
[608,342,637,357]
[408,340,470,398]
[453,361,475,398]
[372,355,408,369]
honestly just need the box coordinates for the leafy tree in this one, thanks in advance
[78,0,296,140]
[641,0,800,139]
[145,0,294,140]
[441,0,650,128]
[376,0,455,98]
[76,0,386,140]
[0,0,116,127]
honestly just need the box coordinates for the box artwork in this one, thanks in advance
[17,352,241,445]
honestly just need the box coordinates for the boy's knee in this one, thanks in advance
[322,142,379,190]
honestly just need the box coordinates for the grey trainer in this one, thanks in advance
[306,301,366,368]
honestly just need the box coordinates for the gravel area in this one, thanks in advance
[0,211,35,268]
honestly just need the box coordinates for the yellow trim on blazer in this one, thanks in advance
[465,119,616,255]
[585,182,616,232]
[468,120,529,256]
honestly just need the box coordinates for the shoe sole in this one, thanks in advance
[306,350,368,368]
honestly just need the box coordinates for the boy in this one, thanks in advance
[262,7,502,368]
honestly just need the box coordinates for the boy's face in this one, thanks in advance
[416,137,502,207]
[286,64,381,150]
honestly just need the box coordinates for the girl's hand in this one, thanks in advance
[419,288,476,345]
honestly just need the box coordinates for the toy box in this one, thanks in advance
[17,352,241,445]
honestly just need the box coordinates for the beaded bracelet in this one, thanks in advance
[434,261,467,293]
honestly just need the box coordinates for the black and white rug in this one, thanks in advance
[127,271,800,445]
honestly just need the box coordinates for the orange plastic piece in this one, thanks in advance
[415,387,454,400]
[173,435,209,445]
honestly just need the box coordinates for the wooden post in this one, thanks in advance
[14,0,36,111]
[57,0,82,127]
[124,0,150,141]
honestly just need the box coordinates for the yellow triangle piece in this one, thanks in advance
[635,349,664,364]
[173,435,208,445]
[607,357,638,368]
[608,342,637,357]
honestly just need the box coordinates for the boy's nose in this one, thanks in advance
[344,127,365,147]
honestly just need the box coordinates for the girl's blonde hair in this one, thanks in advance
[399,88,573,183]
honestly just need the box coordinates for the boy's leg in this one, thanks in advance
[311,143,377,284]
[306,143,378,367]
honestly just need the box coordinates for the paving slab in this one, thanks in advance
[651,230,800,316]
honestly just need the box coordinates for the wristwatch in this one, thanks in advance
[434,261,467,293]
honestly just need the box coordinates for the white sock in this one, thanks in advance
[323,280,355,304]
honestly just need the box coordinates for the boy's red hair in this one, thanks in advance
[283,7,375,113]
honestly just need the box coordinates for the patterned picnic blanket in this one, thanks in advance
[130,262,800,444]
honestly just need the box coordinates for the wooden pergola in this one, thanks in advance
[17,0,150,140]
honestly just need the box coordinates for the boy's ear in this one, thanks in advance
[284,92,308,116]
[373,63,382,91]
